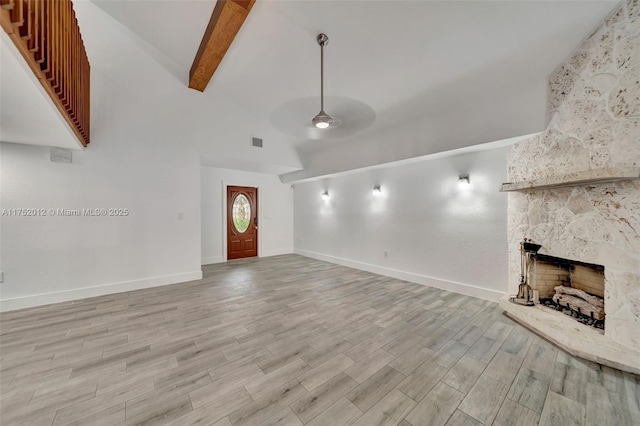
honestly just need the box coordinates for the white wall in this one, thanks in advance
[0,142,202,311]
[0,1,208,311]
[201,166,293,265]
[294,147,508,300]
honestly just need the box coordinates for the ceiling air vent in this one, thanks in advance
[251,137,263,148]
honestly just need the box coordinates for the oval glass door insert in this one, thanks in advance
[232,194,251,233]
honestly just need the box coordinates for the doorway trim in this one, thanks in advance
[221,180,262,261]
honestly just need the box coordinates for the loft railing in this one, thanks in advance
[1,0,90,146]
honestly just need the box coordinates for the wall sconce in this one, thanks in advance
[458,174,470,187]
[372,185,382,195]
[321,190,330,201]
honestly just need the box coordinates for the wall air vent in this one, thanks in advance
[251,137,263,148]
[50,149,72,163]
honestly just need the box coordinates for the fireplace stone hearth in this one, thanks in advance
[499,295,640,375]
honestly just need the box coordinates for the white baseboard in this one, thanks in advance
[202,256,224,265]
[0,270,203,312]
[261,248,293,258]
[294,249,505,301]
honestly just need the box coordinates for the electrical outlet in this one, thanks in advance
[383,251,389,258]
[0,271,4,283]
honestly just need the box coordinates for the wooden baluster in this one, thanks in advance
[60,0,64,100]
[81,35,85,133]
[54,0,60,95]
[85,59,88,139]
[73,10,77,120]
[56,0,61,92]
[10,0,23,27]
[27,0,34,43]
[77,16,81,127]
[54,0,60,94]
[70,7,75,120]
[64,0,69,107]
[68,5,72,113]
[61,0,67,105]
[74,12,79,124]
[43,0,51,76]
[81,32,86,138]
[37,0,43,65]
[77,38,81,128]
[75,8,78,126]
[85,52,88,134]
[78,55,82,131]
[29,0,38,52]
[44,0,50,69]
[64,1,67,106]
[19,0,26,37]
[37,0,43,59]
[51,0,57,90]
[80,55,85,137]
[76,9,79,125]
[29,1,36,50]
[46,0,53,80]
[39,0,43,55]
[86,57,90,142]
[19,0,30,41]
[78,41,82,130]
[69,2,72,114]
[66,1,71,111]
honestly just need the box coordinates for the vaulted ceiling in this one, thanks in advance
[4,0,618,179]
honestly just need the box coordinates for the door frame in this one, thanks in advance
[221,180,262,261]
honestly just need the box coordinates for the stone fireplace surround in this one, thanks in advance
[500,172,639,375]
[501,1,640,375]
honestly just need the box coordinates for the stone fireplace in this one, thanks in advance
[500,1,640,375]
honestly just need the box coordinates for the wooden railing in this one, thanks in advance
[1,0,90,146]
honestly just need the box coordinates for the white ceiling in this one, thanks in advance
[2,0,618,178]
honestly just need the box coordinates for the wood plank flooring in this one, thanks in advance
[1,254,638,426]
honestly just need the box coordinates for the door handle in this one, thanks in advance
[254,217,258,226]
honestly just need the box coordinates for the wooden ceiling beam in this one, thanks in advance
[189,0,255,92]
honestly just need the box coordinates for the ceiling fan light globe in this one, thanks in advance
[312,111,334,129]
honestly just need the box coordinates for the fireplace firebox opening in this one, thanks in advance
[534,254,605,329]
[511,239,605,330]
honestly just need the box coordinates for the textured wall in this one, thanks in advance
[294,148,508,301]
[1,141,202,311]
[507,1,640,351]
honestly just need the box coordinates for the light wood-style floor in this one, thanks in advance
[1,255,638,426]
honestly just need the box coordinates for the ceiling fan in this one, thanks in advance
[269,32,375,140]
[311,33,339,129]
